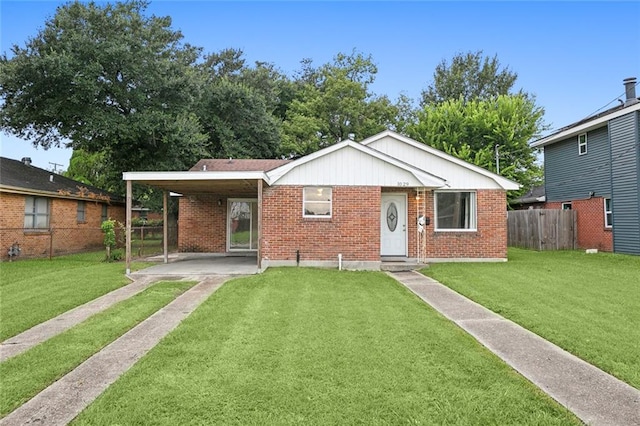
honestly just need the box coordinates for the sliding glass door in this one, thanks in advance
[228,199,258,251]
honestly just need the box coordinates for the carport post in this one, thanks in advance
[163,190,169,264]
[257,179,262,270]
[125,179,132,275]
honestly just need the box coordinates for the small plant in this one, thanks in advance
[101,219,117,261]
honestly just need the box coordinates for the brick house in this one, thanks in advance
[531,78,640,255]
[124,131,519,271]
[0,156,125,260]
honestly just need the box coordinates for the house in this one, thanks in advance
[0,156,126,260]
[511,185,546,210]
[531,77,640,255]
[123,131,519,271]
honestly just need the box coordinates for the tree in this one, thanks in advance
[64,149,115,190]
[280,51,405,156]
[408,95,546,200]
[421,51,519,106]
[0,0,207,193]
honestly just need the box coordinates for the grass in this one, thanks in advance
[73,269,578,425]
[0,251,153,341]
[423,248,640,389]
[0,280,195,417]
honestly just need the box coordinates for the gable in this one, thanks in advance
[269,143,445,187]
[363,133,518,190]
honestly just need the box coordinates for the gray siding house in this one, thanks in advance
[532,78,640,255]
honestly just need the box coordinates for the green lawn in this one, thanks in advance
[0,280,195,417]
[0,252,152,341]
[423,248,640,389]
[73,269,578,425]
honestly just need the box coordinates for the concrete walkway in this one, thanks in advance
[0,275,229,426]
[390,271,640,426]
[0,276,161,362]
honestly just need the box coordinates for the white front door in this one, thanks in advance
[381,194,407,256]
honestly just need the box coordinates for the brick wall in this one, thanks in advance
[178,194,227,252]
[0,192,125,260]
[176,187,509,262]
[261,186,381,262]
[422,189,508,259]
[546,197,612,251]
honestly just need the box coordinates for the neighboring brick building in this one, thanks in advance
[124,131,519,270]
[0,157,125,260]
[532,78,640,255]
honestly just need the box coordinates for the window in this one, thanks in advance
[578,133,587,155]
[101,204,108,223]
[24,197,50,229]
[77,201,86,223]
[604,198,612,228]
[303,187,332,217]
[561,202,572,210]
[435,191,476,230]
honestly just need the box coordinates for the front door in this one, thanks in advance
[381,193,407,256]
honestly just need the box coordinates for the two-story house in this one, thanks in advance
[532,78,640,255]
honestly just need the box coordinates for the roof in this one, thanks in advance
[531,101,640,148]
[123,130,520,192]
[0,157,124,204]
[513,185,546,205]
[190,159,290,172]
[360,130,520,190]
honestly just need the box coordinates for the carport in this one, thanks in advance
[122,170,267,275]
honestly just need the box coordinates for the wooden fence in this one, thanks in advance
[507,209,577,250]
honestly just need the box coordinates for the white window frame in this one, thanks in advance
[561,202,572,210]
[434,191,477,232]
[24,196,50,229]
[578,133,587,155]
[227,198,258,252]
[303,187,332,218]
[604,198,612,228]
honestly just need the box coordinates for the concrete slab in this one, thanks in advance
[391,271,640,426]
[0,276,229,426]
[132,255,259,276]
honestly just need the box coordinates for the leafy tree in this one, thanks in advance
[0,0,207,193]
[280,51,404,156]
[198,79,281,159]
[64,149,115,190]
[421,51,519,106]
[408,95,546,200]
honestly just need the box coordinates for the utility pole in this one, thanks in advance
[495,144,500,175]
[49,162,63,174]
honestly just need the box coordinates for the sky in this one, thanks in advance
[1,1,639,172]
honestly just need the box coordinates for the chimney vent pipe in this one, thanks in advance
[623,77,638,106]
[21,157,32,166]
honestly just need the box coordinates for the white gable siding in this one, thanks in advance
[367,136,501,189]
[273,146,426,187]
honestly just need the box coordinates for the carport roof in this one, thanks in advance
[122,170,268,195]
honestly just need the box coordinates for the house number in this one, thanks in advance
[397,181,409,186]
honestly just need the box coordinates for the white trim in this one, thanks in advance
[302,187,332,218]
[360,130,520,190]
[267,139,447,188]
[532,103,640,148]
[604,197,613,228]
[227,198,258,252]
[561,202,572,210]
[434,190,477,231]
[123,170,269,183]
[578,133,588,155]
